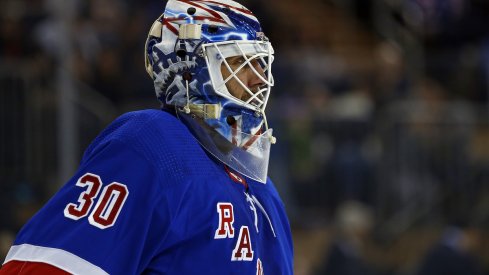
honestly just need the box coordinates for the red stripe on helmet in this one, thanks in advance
[162,19,179,35]
[242,128,262,150]
[196,0,254,16]
[178,0,224,20]
[231,121,238,146]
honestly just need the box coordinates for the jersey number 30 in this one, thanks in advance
[63,173,129,229]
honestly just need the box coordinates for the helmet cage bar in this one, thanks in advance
[230,41,272,86]
[220,63,266,108]
[202,40,274,114]
[219,41,273,108]
[218,41,272,110]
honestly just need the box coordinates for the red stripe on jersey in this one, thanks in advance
[224,165,248,189]
[0,260,70,274]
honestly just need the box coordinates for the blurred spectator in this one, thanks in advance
[315,200,378,275]
[0,231,14,261]
[416,225,484,275]
[322,87,375,211]
[468,124,489,210]
[371,41,410,107]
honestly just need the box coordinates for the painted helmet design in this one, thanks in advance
[145,0,275,183]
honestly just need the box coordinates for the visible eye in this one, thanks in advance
[232,57,246,65]
[227,56,246,65]
[249,59,261,68]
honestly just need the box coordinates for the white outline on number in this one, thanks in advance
[89,182,129,229]
[64,173,102,220]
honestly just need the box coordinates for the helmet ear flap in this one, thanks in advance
[145,18,164,78]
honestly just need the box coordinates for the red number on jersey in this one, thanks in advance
[64,173,102,220]
[89,183,129,229]
[64,173,129,229]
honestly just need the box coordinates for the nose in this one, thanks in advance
[247,60,266,89]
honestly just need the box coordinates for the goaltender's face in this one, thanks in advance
[220,56,266,103]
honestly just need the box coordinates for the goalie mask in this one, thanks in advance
[145,0,275,183]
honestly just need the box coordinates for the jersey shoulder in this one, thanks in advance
[82,109,214,185]
[82,109,187,157]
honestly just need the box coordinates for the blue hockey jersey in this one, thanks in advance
[1,109,293,274]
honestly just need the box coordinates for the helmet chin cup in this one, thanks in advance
[177,109,273,183]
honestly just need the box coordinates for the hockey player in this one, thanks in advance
[0,0,293,274]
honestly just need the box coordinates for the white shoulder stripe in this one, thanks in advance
[4,244,109,275]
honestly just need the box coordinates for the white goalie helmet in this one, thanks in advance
[145,0,276,183]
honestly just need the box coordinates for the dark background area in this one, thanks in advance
[1,0,489,274]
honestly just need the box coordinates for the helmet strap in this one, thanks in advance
[183,79,191,114]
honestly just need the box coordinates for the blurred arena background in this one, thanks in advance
[1,0,489,274]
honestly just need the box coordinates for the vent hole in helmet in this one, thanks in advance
[187,7,196,15]
[226,116,237,125]
[208,25,219,33]
[176,49,187,58]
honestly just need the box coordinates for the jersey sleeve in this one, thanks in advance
[4,139,170,275]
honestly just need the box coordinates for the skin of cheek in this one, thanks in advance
[221,64,249,101]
